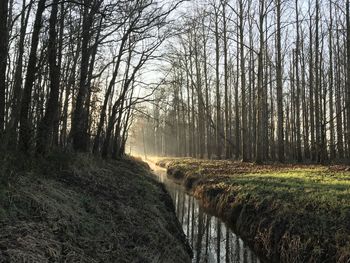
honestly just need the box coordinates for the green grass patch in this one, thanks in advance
[157,158,350,262]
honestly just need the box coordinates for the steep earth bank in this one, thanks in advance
[0,153,192,262]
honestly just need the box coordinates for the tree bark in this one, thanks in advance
[214,4,221,159]
[314,0,321,162]
[72,0,101,152]
[309,5,316,161]
[256,0,265,164]
[0,0,8,134]
[240,0,248,161]
[346,0,350,160]
[329,0,336,159]
[6,0,32,148]
[36,0,60,154]
[18,0,47,153]
[222,0,230,159]
[295,0,302,162]
[276,0,284,162]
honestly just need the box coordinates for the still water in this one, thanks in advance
[149,163,261,263]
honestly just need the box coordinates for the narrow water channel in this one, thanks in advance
[149,162,261,263]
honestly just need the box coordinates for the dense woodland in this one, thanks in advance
[137,0,350,163]
[0,0,180,158]
[1,0,350,164]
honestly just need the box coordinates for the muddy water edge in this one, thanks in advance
[148,162,263,263]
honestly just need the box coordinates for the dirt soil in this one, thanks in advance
[0,153,192,263]
[156,157,350,263]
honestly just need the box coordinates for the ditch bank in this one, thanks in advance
[157,158,350,263]
[0,153,192,263]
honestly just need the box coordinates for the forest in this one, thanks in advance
[0,0,350,262]
[135,0,350,164]
[0,0,181,158]
[0,0,349,164]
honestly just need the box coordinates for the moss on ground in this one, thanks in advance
[157,158,350,263]
[0,153,191,263]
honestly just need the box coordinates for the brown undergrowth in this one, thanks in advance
[157,158,350,263]
[0,153,192,263]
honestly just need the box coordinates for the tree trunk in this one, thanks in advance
[309,6,315,161]
[202,18,211,159]
[222,0,230,159]
[314,0,321,162]
[6,0,32,148]
[0,0,8,134]
[235,46,240,160]
[276,0,284,162]
[255,0,265,164]
[295,0,302,162]
[36,0,60,154]
[72,0,100,152]
[214,5,221,159]
[240,0,248,161]
[301,37,310,159]
[194,29,205,159]
[329,0,336,159]
[335,21,344,158]
[18,0,47,153]
[346,0,350,160]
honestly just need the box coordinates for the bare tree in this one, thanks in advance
[0,0,9,134]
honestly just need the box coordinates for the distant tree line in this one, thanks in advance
[0,0,179,158]
[143,0,350,163]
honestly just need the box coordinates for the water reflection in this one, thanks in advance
[150,163,261,263]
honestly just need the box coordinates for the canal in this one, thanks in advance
[149,162,261,263]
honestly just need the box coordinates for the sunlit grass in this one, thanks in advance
[156,157,350,261]
[162,158,350,211]
[229,171,350,210]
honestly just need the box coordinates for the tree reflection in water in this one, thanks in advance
[151,163,261,263]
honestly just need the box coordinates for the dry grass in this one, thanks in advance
[0,153,191,263]
[157,157,350,263]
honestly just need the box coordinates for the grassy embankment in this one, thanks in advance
[0,153,192,262]
[157,158,350,263]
